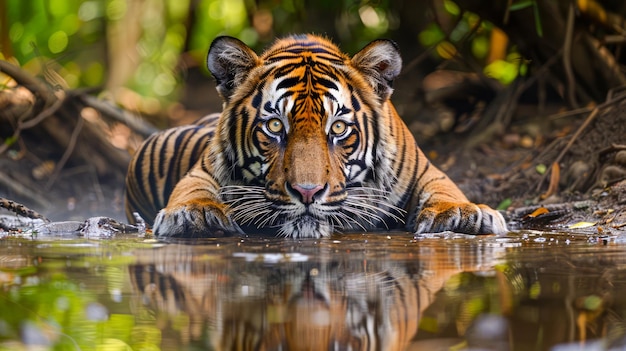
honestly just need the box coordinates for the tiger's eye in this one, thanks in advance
[267,118,283,134]
[331,121,347,135]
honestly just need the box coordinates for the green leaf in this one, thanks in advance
[443,0,460,16]
[535,164,547,174]
[583,295,603,310]
[3,136,17,147]
[497,198,512,211]
[418,23,445,47]
[568,221,596,229]
[509,0,534,11]
[529,281,541,299]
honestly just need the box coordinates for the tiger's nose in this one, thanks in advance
[287,183,326,204]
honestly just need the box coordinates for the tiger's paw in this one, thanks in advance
[153,200,240,238]
[414,202,507,235]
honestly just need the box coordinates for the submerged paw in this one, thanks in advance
[153,201,238,238]
[415,202,507,235]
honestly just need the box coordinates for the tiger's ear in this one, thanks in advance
[351,39,402,100]
[207,36,259,100]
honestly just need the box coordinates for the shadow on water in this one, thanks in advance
[1,231,626,350]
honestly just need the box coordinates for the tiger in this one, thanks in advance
[124,34,508,238]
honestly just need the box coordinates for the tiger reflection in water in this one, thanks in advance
[129,243,490,350]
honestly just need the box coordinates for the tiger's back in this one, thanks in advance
[125,114,218,225]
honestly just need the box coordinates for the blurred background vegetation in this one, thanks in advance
[0,0,525,123]
[3,0,626,221]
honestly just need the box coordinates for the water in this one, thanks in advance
[1,230,626,350]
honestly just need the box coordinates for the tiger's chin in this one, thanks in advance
[276,215,333,239]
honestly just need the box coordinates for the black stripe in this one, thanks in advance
[327,190,346,198]
[189,130,211,163]
[172,128,195,176]
[131,135,151,201]
[414,163,446,209]
[363,111,376,183]
[395,127,408,175]
[277,76,300,90]
[164,128,193,204]
[316,76,338,90]
[252,89,263,109]
[351,94,361,111]
[147,135,161,209]
[158,130,176,178]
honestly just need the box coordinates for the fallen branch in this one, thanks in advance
[548,106,593,120]
[0,197,49,222]
[0,60,65,156]
[80,94,158,138]
[0,60,54,103]
[18,90,65,129]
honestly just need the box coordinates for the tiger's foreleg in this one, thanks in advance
[414,199,508,235]
[409,153,508,235]
[153,157,239,237]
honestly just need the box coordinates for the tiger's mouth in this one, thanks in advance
[230,213,332,238]
[221,185,334,238]
[220,185,404,238]
[278,213,331,238]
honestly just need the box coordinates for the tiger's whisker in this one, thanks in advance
[333,211,367,231]
[341,205,381,228]
[344,199,405,223]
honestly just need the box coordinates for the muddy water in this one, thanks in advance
[0,231,625,350]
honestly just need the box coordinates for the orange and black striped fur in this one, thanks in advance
[125,34,508,238]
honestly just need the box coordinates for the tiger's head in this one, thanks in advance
[207,34,404,238]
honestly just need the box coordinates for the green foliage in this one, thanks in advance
[418,1,530,85]
[120,0,191,100]
[419,23,446,47]
[0,0,534,114]
[1,0,401,115]
[187,0,253,75]
[484,52,525,85]
[189,0,250,48]
[496,198,512,211]
[4,0,103,86]
[3,136,17,148]
[0,2,284,110]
